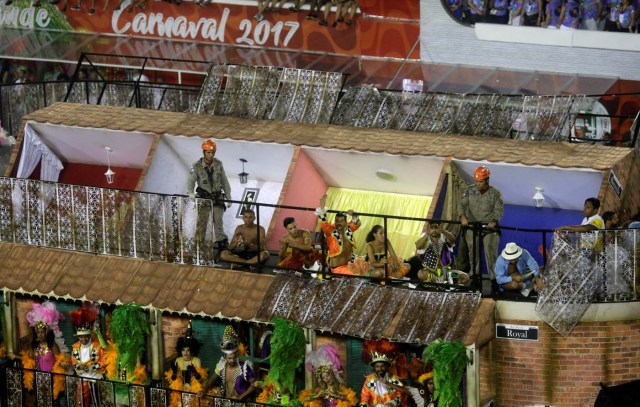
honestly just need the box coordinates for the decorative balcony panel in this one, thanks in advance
[536,231,639,336]
[192,65,343,124]
[332,87,582,140]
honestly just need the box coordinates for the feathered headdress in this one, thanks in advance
[26,301,64,332]
[70,304,98,336]
[363,339,407,378]
[220,325,239,354]
[26,301,68,353]
[305,344,344,384]
[265,318,305,393]
[109,304,149,373]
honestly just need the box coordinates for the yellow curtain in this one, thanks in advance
[322,188,432,259]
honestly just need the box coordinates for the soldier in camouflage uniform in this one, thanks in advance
[187,140,232,259]
[457,165,504,284]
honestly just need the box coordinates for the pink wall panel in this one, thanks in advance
[267,150,327,251]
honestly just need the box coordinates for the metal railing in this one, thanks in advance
[1,176,639,302]
[1,364,273,407]
[0,80,200,137]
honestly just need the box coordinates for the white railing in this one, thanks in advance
[0,177,218,266]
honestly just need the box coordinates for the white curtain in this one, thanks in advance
[13,124,64,224]
[17,124,64,182]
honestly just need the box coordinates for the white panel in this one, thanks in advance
[303,147,445,196]
[454,159,603,210]
[421,0,640,81]
[29,122,154,168]
[475,24,640,52]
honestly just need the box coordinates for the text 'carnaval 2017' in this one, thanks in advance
[112,1,300,47]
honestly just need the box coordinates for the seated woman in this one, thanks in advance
[299,344,358,407]
[360,225,409,279]
[10,301,70,401]
[166,322,207,398]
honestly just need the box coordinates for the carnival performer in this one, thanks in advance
[360,352,404,407]
[361,225,410,279]
[315,194,361,275]
[167,321,208,407]
[104,304,150,385]
[299,344,358,407]
[257,318,306,405]
[277,216,320,271]
[199,325,255,401]
[382,371,437,407]
[10,301,70,401]
[70,304,107,407]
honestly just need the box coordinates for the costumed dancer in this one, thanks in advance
[382,370,437,407]
[104,304,150,405]
[70,303,107,407]
[299,344,358,407]
[360,351,404,407]
[200,325,255,404]
[257,318,306,406]
[11,300,70,400]
[316,194,361,275]
[167,321,208,407]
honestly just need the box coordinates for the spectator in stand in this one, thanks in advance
[603,0,622,30]
[467,0,487,23]
[509,0,525,24]
[289,0,306,11]
[559,0,582,28]
[308,0,330,21]
[523,0,543,25]
[580,0,603,29]
[1,59,11,84]
[544,0,565,27]
[617,0,637,32]
[342,0,358,24]
[449,0,465,20]
[488,0,510,23]
[627,209,640,228]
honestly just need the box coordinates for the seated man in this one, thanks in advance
[316,194,360,275]
[277,217,320,270]
[495,242,543,295]
[407,222,469,285]
[220,208,270,267]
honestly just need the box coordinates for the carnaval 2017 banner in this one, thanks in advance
[0,0,419,59]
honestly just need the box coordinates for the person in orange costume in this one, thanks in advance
[70,306,106,407]
[360,353,403,407]
[315,194,361,275]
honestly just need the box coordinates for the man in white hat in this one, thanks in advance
[495,242,543,295]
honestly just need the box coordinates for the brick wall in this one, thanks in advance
[162,314,190,359]
[599,150,640,223]
[481,319,640,407]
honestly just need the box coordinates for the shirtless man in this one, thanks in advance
[316,194,360,275]
[220,208,270,266]
[277,217,319,270]
[199,326,255,401]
